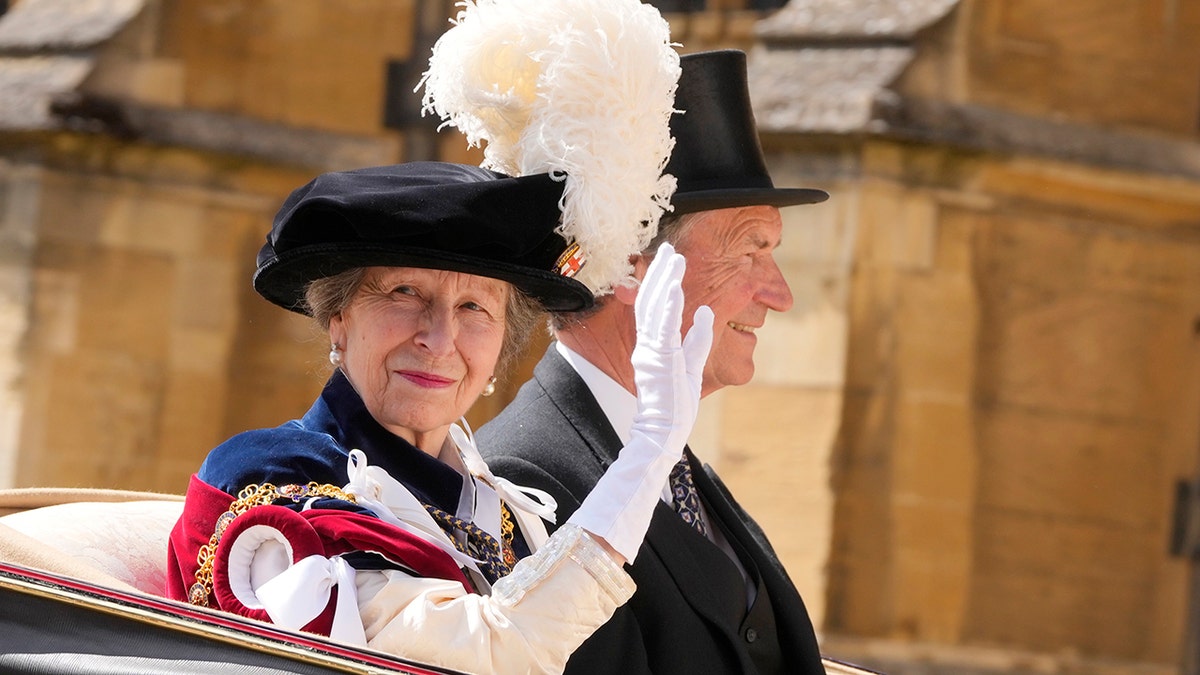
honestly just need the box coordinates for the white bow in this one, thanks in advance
[450,421,557,549]
[341,449,484,571]
[255,554,366,646]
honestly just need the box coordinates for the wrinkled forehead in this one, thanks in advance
[677,205,785,250]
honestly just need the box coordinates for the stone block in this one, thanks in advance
[156,371,227,486]
[28,269,78,355]
[925,202,982,275]
[129,59,186,107]
[716,385,840,628]
[776,196,851,268]
[104,146,221,186]
[0,269,30,351]
[219,367,326,443]
[975,406,1162,527]
[100,190,203,255]
[860,180,938,271]
[887,395,976,641]
[890,511,973,641]
[967,509,1162,657]
[725,11,763,42]
[23,349,164,489]
[894,271,976,396]
[893,396,976,507]
[170,257,237,334]
[86,56,186,108]
[841,265,898,392]
[974,213,1200,420]
[167,326,230,375]
[978,159,1200,233]
[37,174,107,245]
[71,248,173,357]
[166,0,416,135]
[967,0,1200,134]
[824,491,894,635]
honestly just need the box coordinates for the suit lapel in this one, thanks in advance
[692,463,790,590]
[533,350,623,474]
[537,350,755,634]
[640,497,749,630]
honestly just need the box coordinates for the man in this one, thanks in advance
[478,50,829,675]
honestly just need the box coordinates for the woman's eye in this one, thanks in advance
[461,301,484,312]
[391,285,416,296]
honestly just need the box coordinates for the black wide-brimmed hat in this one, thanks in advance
[667,50,829,215]
[253,162,593,313]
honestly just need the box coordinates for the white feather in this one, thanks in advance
[420,0,680,296]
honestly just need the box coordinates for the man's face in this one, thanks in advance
[671,205,794,395]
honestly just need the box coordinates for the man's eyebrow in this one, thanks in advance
[748,232,775,250]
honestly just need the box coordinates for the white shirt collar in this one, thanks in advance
[555,341,638,446]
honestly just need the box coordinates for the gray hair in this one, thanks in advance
[304,268,545,377]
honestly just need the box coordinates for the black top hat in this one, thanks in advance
[666,50,829,215]
[253,162,593,313]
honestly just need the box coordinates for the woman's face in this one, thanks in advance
[329,266,509,451]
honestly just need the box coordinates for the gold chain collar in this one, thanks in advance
[188,482,356,607]
[188,481,518,606]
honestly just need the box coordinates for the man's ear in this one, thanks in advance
[613,281,638,306]
[612,254,651,306]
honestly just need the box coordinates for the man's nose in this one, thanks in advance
[759,258,794,312]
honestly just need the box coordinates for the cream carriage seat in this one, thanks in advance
[0,488,184,596]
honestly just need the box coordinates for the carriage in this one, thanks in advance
[0,488,874,674]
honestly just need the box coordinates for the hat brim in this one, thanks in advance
[254,243,594,314]
[670,187,829,216]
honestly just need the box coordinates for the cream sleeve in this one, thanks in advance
[357,524,635,675]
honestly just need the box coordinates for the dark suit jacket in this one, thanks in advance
[478,348,825,675]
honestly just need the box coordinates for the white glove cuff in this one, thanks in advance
[492,523,634,607]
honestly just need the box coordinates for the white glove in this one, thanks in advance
[568,243,714,562]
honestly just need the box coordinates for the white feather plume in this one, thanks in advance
[420,0,680,296]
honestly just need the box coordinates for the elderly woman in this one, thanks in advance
[166,162,712,675]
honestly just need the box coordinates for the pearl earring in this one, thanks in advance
[329,345,343,367]
[481,376,497,397]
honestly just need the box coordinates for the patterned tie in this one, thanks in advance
[669,457,708,536]
[424,504,513,584]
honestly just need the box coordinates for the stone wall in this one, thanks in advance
[9,138,324,492]
[814,0,1200,665]
[824,138,1200,669]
